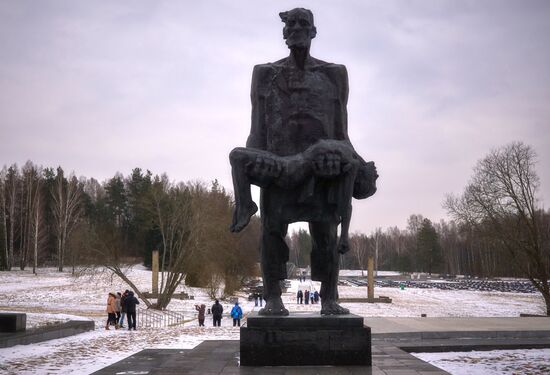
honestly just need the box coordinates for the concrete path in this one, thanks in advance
[93,317,550,375]
[365,317,550,335]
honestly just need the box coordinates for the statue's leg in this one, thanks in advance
[229,147,258,232]
[310,221,350,315]
[258,217,289,316]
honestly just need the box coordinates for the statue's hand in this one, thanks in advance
[313,151,341,178]
[246,156,282,185]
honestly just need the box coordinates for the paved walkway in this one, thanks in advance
[366,317,550,336]
[93,317,550,375]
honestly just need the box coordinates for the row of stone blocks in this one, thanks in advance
[240,312,372,366]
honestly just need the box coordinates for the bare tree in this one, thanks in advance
[5,165,19,271]
[0,167,9,270]
[148,176,197,309]
[32,185,43,275]
[84,223,153,308]
[445,142,550,315]
[371,227,382,276]
[51,168,83,272]
[349,232,368,276]
[19,162,43,270]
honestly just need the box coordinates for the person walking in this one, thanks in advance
[230,302,243,327]
[195,304,206,327]
[119,290,128,328]
[124,291,140,330]
[211,299,223,327]
[304,290,310,305]
[297,290,303,304]
[105,293,117,330]
[314,290,319,304]
[114,292,122,328]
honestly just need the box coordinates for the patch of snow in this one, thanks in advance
[0,267,546,374]
[413,349,550,375]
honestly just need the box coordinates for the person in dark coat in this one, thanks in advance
[195,304,206,327]
[123,291,140,330]
[314,290,319,304]
[304,290,310,305]
[297,290,303,304]
[211,299,223,327]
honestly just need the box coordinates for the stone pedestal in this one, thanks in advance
[240,312,371,366]
[0,313,26,333]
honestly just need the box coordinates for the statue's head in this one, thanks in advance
[279,8,316,49]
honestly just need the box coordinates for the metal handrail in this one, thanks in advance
[137,308,185,328]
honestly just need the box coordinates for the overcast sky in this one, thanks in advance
[1,0,549,233]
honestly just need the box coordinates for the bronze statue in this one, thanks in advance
[230,8,378,315]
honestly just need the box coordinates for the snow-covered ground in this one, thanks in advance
[0,267,547,374]
[414,349,550,375]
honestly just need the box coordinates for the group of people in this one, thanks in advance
[106,290,139,331]
[251,292,263,307]
[196,300,244,327]
[296,289,319,304]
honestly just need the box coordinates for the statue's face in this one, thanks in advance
[282,10,316,49]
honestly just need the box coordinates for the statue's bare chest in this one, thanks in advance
[264,67,338,155]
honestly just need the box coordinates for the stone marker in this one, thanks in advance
[0,313,26,333]
[368,256,375,299]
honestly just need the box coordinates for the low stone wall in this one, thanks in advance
[0,320,95,348]
[0,313,27,333]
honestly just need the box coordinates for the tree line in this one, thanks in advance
[288,142,549,314]
[2,142,548,313]
[288,214,535,278]
[0,164,260,308]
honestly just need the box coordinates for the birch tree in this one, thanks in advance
[5,165,19,270]
[349,232,368,276]
[20,162,43,270]
[51,167,83,272]
[0,167,9,270]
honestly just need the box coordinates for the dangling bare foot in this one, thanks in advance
[321,300,350,315]
[258,297,289,316]
[230,201,258,232]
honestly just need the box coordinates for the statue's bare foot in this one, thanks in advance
[321,300,350,315]
[229,201,258,232]
[337,237,350,254]
[258,297,289,316]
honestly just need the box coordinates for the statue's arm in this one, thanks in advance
[332,64,378,199]
[333,64,351,143]
[246,65,269,150]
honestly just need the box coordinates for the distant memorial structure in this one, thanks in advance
[230,8,378,366]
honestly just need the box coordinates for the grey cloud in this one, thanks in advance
[1,0,549,231]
